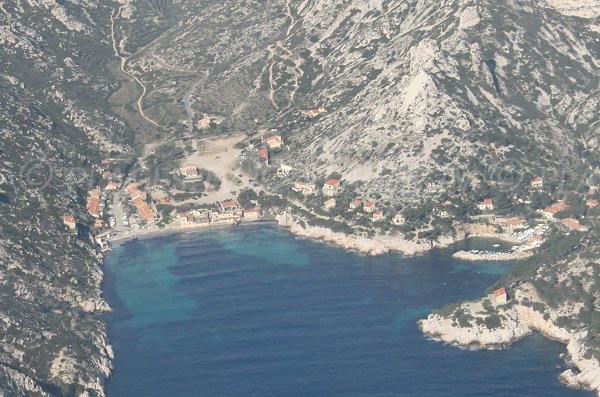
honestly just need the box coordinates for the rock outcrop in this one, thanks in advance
[276,211,459,256]
[419,283,600,395]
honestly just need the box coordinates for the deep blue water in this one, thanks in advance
[103,225,592,397]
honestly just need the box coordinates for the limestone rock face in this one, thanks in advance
[419,282,600,396]
[459,6,481,29]
[107,0,599,204]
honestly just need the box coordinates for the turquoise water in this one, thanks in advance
[104,226,592,396]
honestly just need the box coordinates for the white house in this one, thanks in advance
[322,179,341,197]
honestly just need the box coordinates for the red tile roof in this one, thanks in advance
[544,201,569,216]
[266,135,282,142]
[133,197,155,221]
[494,288,506,297]
[63,215,76,224]
[324,179,339,187]
[86,197,100,217]
[560,218,588,231]
[258,148,269,161]
[586,199,599,208]
[126,183,140,196]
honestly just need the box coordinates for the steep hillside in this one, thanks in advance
[0,0,599,395]
[118,0,599,201]
[1,1,133,395]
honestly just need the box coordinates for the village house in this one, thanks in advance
[133,197,156,223]
[94,219,104,229]
[277,164,293,176]
[542,201,569,219]
[179,210,210,228]
[492,288,508,305]
[372,210,384,221]
[265,135,283,149]
[586,199,599,209]
[179,164,199,178]
[86,189,101,218]
[560,218,589,232]
[393,213,406,225]
[525,235,544,249]
[243,208,261,220]
[531,176,544,188]
[477,198,494,211]
[211,209,241,224]
[219,200,240,213]
[258,148,269,165]
[363,200,376,213]
[292,180,317,196]
[197,116,211,129]
[63,215,77,231]
[349,199,361,210]
[105,182,118,191]
[324,198,336,210]
[306,106,326,118]
[126,184,145,201]
[322,179,341,197]
[196,115,224,129]
[498,217,528,231]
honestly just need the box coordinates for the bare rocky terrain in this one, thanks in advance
[116,0,599,201]
[0,0,599,396]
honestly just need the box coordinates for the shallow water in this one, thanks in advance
[104,225,592,397]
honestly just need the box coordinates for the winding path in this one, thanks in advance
[110,7,160,128]
[252,0,303,111]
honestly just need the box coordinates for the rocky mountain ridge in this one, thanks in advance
[115,0,599,202]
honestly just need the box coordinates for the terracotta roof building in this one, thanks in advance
[63,215,76,230]
[322,179,341,197]
[560,218,588,232]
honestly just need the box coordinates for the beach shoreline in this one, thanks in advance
[107,219,278,247]
[105,209,525,260]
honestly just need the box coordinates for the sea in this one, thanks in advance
[103,225,593,397]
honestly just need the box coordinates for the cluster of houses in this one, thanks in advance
[178,199,261,228]
[292,178,395,223]
[475,176,599,234]
[240,133,285,168]
[287,172,599,241]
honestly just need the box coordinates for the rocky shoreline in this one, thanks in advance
[452,249,534,261]
[275,211,520,257]
[418,283,600,396]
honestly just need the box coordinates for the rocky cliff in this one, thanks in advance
[276,211,461,256]
[420,247,600,396]
[1,1,133,395]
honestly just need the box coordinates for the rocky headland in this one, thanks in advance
[419,280,600,396]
